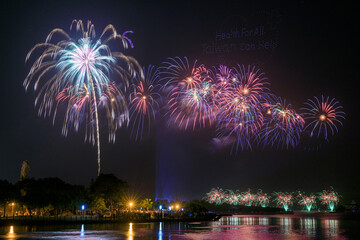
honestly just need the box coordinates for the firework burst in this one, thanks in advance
[128,65,162,140]
[298,192,316,211]
[274,192,294,211]
[240,189,256,207]
[256,189,271,207]
[160,56,202,88]
[318,187,340,211]
[210,65,234,107]
[162,57,216,130]
[203,187,225,205]
[261,96,305,149]
[216,65,269,152]
[24,19,141,175]
[223,189,241,205]
[302,96,345,141]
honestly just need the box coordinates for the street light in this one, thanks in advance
[159,205,163,219]
[10,202,15,218]
[81,205,85,218]
[129,202,134,212]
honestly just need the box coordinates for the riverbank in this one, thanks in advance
[0,213,220,226]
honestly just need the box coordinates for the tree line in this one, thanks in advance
[0,173,130,217]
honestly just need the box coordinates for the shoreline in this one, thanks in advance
[1,212,358,226]
[0,214,220,226]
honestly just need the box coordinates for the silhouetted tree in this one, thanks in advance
[91,197,107,214]
[0,180,18,217]
[184,200,207,214]
[90,173,128,212]
[17,177,89,216]
[17,178,43,216]
[139,198,153,210]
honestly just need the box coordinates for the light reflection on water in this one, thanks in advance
[259,217,269,225]
[323,219,339,238]
[128,222,133,240]
[158,222,163,240]
[300,217,316,236]
[80,224,84,237]
[280,217,292,234]
[0,215,354,239]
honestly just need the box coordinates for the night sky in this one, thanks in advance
[0,0,358,201]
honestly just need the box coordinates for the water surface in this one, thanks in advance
[1,214,359,239]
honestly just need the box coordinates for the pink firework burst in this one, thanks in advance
[204,187,226,205]
[240,189,256,207]
[163,57,216,130]
[129,65,162,140]
[274,192,294,211]
[318,187,340,211]
[298,192,316,211]
[256,189,271,207]
[215,65,270,152]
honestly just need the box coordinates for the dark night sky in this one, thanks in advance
[0,0,358,201]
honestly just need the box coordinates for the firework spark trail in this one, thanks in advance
[24,19,141,176]
[129,65,162,140]
[122,31,135,48]
[159,56,195,88]
[209,64,234,109]
[88,73,101,175]
[260,96,305,149]
[56,82,124,141]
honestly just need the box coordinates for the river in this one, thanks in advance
[1,214,359,239]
